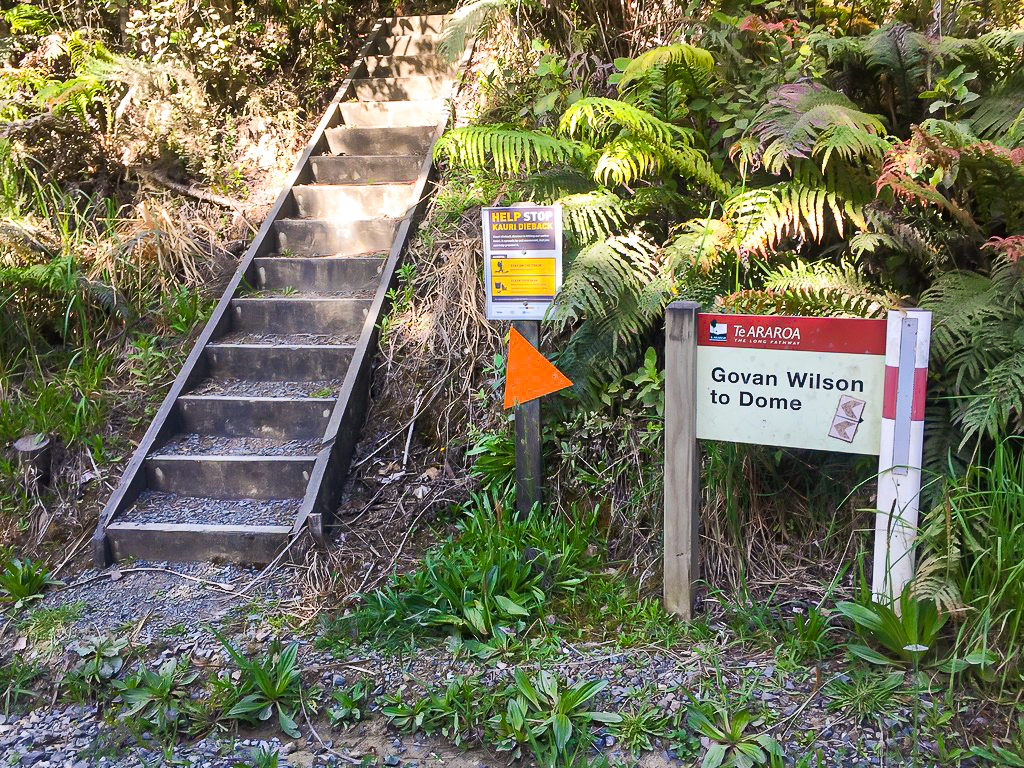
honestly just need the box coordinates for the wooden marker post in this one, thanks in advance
[512,320,543,516]
[663,301,700,620]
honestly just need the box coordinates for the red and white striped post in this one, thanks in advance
[872,309,931,603]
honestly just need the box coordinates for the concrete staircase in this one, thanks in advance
[93,15,463,564]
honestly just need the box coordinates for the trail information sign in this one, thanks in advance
[483,205,562,320]
[695,314,887,455]
[663,304,933,620]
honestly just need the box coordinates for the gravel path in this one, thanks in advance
[188,379,343,397]
[119,491,301,526]
[155,434,321,457]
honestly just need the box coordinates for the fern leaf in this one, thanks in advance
[556,191,628,244]
[434,124,585,177]
[560,97,683,146]
[751,82,887,174]
[438,0,510,63]
[617,44,716,96]
[665,218,732,272]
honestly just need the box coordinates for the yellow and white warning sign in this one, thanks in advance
[483,205,562,321]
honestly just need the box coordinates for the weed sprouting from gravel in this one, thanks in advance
[0,656,41,714]
[324,493,598,646]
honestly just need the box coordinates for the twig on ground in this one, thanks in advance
[402,389,424,468]
[301,698,362,764]
[56,567,237,594]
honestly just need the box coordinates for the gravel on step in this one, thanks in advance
[119,491,301,526]
[242,289,375,299]
[155,433,321,457]
[212,331,358,346]
[188,379,343,397]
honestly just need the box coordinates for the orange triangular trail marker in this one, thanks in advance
[503,328,572,409]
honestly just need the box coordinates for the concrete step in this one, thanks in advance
[324,125,435,156]
[377,34,442,56]
[229,297,370,335]
[361,55,453,78]
[176,395,335,440]
[311,155,422,184]
[275,218,399,255]
[387,15,447,35]
[253,256,384,292]
[293,183,416,219]
[352,76,448,101]
[145,454,315,499]
[204,342,356,380]
[338,100,444,128]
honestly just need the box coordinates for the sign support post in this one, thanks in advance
[512,320,543,518]
[872,309,931,603]
[664,301,700,620]
[483,204,568,521]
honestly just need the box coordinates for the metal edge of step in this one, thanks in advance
[91,16,395,566]
[292,31,477,544]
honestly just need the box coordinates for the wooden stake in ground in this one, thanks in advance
[504,323,572,519]
[14,433,51,487]
[663,301,700,620]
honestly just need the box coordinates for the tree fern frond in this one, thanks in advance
[861,23,931,106]
[3,3,57,34]
[550,234,658,332]
[724,163,869,254]
[963,69,1024,144]
[560,97,683,146]
[719,285,881,317]
[556,191,629,245]
[760,259,891,316]
[438,0,511,63]
[956,351,1024,443]
[513,170,597,201]
[751,82,887,174]
[434,124,585,177]
[814,123,890,169]
[617,44,716,95]
[918,119,980,148]
[665,218,732,272]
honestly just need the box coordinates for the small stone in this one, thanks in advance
[332,674,346,686]
[384,757,400,767]
[281,742,298,755]
[604,735,616,748]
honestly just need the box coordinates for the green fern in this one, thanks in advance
[433,124,585,176]
[920,251,1024,444]
[3,4,57,34]
[963,69,1024,145]
[616,44,716,97]
[561,97,683,146]
[555,191,629,244]
[760,259,890,315]
[725,162,870,254]
[438,0,510,63]
[749,82,887,174]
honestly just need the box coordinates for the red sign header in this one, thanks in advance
[697,314,886,355]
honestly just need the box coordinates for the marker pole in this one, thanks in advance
[512,320,543,519]
[873,309,931,604]
[664,301,700,620]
